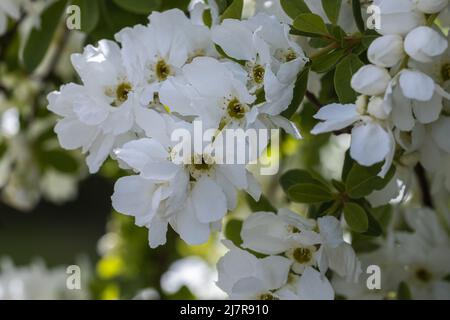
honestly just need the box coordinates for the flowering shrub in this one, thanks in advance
[1,0,450,300]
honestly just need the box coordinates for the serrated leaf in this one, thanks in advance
[225,219,243,246]
[293,13,329,37]
[287,183,334,203]
[112,0,161,14]
[344,202,368,232]
[23,0,67,72]
[221,0,243,21]
[281,67,310,118]
[72,0,99,33]
[334,53,363,103]
[280,0,311,19]
[322,0,342,24]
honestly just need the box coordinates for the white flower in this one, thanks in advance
[311,100,395,177]
[368,35,405,68]
[216,240,291,300]
[384,70,444,131]
[0,0,20,35]
[240,210,362,282]
[404,26,448,63]
[396,117,450,172]
[111,114,261,247]
[373,0,426,36]
[210,13,306,134]
[115,9,215,106]
[160,57,255,130]
[275,267,334,300]
[415,0,449,14]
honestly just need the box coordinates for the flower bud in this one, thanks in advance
[351,65,391,96]
[368,35,405,68]
[415,0,449,14]
[404,26,448,63]
[376,0,426,36]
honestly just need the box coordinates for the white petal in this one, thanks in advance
[311,104,360,134]
[192,176,227,223]
[399,70,435,101]
[350,122,391,166]
[297,267,334,300]
[171,199,211,245]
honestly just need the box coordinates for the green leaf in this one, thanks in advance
[287,183,334,204]
[345,162,395,199]
[72,0,99,33]
[351,0,365,33]
[362,29,380,48]
[280,169,330,192]
[0,142,7,158]
[331,179,346,193]
[160,0,190,10]
[246,194,276,212]
[225,219,243,246]
[363,207,383,237]
[112,0,161,14]
[293,13,329,37]
[341,150,353,181]
[281,67,310,118]
[397,282,412,300]
[203,9,213,28]
[312,49,345,73]
[221,0,243,21]
[344,202,369,232]
[334,53,363,103]
[322,0,342,24]
[45,150,79,173]
[280,0,311,20]
[23,0,67,72]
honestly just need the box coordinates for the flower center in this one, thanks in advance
[285,49,297,62]
[108,82,132,107]
[156,59,171,81]
[293,247,312,264]
[227,98,247,119]
[441,63,450,82]
[258,293,279,300]
[415,267,433,282]
[188,154,214,181]
[252,64,265,84]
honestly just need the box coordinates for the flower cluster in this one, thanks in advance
[312,0,450,185]
[333,207,450,300]
[47,8,307,247]
[216,209,361,300]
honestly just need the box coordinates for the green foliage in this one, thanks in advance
[397,282,412,300]
[282,66,310,118]
[221,0,243,21]
[112,0,161,14]
[44,150,80,173]
[322,0,342,25]
[280,0,311,20]
[344,202,368,232]
[345,162,395,199]
[225,219,243,246]
[351,0,365,33]
[293,13,329,37]
[72,0,100,33]
[246,194,276,212]
[334,53,364,103]
[23,0,67,72]
[287,184,334,203]
[312,49,345,73]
